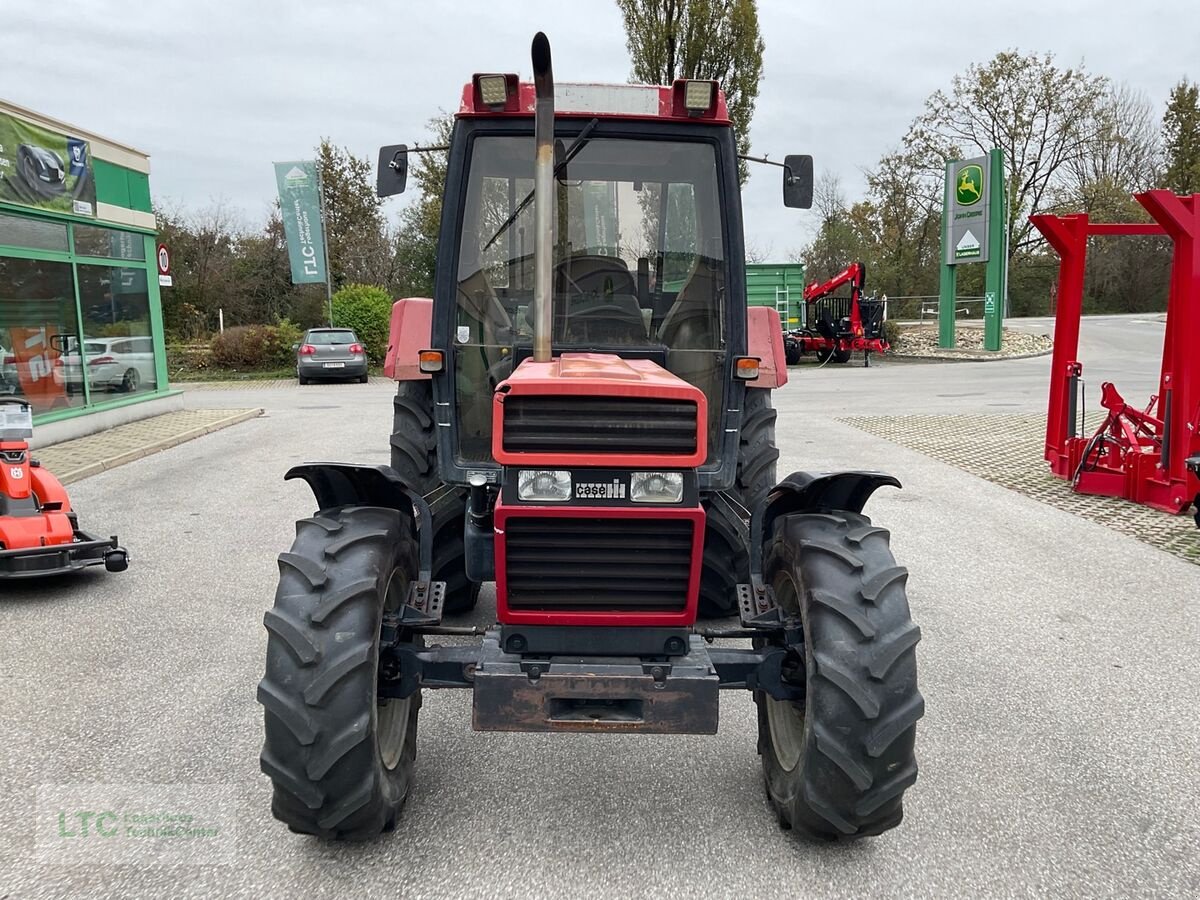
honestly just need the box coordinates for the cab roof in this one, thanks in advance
[457,78,730,124]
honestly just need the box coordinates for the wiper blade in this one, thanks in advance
[482,117,600,252]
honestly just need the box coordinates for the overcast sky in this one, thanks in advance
[3,0,1194,256]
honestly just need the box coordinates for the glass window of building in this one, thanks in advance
[76,263,158,395]
[0,255,84,412]
[73,223,146,260]
[0,212,69,253]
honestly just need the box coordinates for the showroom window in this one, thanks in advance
[77,263,158,396]
[0,255,86,413]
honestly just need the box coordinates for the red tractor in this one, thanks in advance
[784,262,890,366]
[259,34,921,842]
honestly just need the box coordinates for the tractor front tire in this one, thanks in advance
[259,505,421,840]
[698,387,778,618]
[391,379,479,614]
[756,510,923,840]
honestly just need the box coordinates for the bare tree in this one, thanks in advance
[903,51,1109,256]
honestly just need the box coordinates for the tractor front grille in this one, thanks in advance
[503,516,695,611]
[501,395,698,456]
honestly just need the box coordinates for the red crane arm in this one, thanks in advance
[803,262,866,303]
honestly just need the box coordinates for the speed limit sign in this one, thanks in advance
[156,243,172,287]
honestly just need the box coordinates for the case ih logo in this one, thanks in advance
[575,479,626,500]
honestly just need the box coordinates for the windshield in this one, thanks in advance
[453,134,727,463]
[307,330,356,345]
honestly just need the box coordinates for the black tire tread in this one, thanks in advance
[758,510,922,841]
[259,505,420,840]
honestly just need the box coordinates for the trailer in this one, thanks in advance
[784,262,889,366]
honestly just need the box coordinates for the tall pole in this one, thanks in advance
[317,166,334,327]
[938,159,957,349]
[531,32,555,363]
[983,148,1006,351]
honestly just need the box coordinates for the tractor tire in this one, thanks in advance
[259,505,422,840]
[390,380,480,614]
[390,380,440,496]
[697,388,778,618]
[756,510,923,841]
[784,341,803,366]
[832,348,852,364]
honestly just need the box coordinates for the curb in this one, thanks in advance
[888,347,1054,364]
[52,408,264,485]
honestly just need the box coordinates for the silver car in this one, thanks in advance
[296,328,368,384]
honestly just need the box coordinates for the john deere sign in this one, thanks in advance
[946,157,989,264]
[938,148,1007,351]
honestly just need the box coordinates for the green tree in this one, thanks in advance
[615,0,764,183]
[391,115,453,298]
[904,51,1109,259]
[316,139,393,290]
[1163,78,1200,194]
[330,283,393,364]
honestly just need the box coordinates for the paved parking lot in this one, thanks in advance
[1,316,1197,898]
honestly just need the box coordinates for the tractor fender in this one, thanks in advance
[746,306,788,388]
[383,297,433,381]
[748,470,901,577]
[285,463,435,580]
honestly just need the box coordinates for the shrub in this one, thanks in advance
[261,319,304,368]
[209,321,306,370]
[210,325,268,368]
[882,319,902,347]
[331,283,392,364]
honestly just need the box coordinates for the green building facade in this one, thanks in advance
[0,99,170,427]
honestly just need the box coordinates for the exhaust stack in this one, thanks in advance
[531,31,554,363]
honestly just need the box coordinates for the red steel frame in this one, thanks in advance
[493,502,706,627]
[796,262,889,356]
[1032,190,1200,514]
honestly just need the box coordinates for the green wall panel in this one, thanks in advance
[94,158,152,212]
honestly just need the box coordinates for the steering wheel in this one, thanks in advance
[564,303,647,344]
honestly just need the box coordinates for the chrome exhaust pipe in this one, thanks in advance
[531,31,554,363]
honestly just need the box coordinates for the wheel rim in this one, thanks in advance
[765,568,807,772]
[376,566,412,770]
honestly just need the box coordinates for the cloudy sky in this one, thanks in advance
[3,0,1193,256]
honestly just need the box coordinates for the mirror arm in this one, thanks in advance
[738,153,795,183]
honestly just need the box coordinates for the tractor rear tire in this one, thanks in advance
[698,387,778,618]
[259,505,421,840]
[390,380,480,614]
[756,510,923,840]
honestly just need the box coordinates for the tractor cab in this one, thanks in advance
[379,71,811,488]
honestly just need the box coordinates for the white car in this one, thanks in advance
[60,337,157,393]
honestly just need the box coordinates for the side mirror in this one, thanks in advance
[49,333,72,353]
[782,154,814,209]
[376,144,408,198]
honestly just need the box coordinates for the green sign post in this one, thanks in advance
[938,148,1006,350]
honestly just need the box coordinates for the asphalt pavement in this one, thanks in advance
[1,315,1197,898]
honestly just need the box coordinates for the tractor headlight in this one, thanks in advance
[517,469,572,502]
[630,471,684,503]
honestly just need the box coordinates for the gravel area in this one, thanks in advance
[892,325,1052,360]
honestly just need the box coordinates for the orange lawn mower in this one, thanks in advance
[0,399,128,578]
